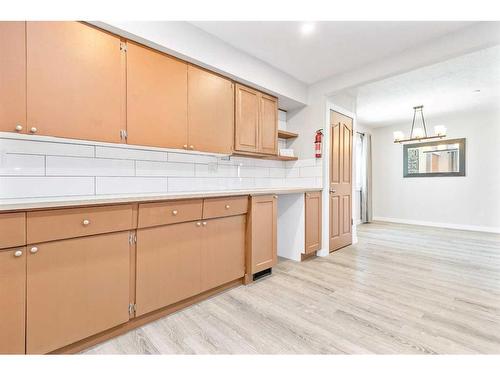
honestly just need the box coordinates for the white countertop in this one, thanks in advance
[0,187,322,212]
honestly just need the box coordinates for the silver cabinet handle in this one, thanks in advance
[183,144,188,149]
[329,189,336,193]
[82,219,90,226]
[273,195,278,199]
[14,250,23,257]
[196,222,201,227]
[189,145,194,150]
[30,127,38,134]
[306,193,310,198]
[172,210,178,216]
[225,204,230,209]
[15,124,23,132]
[30,247,39,254]
[202,222,207,226]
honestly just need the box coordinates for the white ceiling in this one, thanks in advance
[190,21,474,84]
[352,45,500,128]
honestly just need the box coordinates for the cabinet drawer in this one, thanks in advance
[202,196,248,219]
[0,212,26,249]
[27,204,135,244]
[138,199,203,228]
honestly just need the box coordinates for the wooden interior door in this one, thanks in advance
[187,65,234,154]
[0,22,26,133]
[135,221,202,316]
[235,84,260,153]
[0,247,26,354]
[249,195,277,274]
[26,232,130,354]
[201,215,246,292]
[126,42,188,148]
[329,111,353,252]
[26,22,125,142]
[305,191,322,254]
[258,94,278,155]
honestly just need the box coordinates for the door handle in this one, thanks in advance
[329,189,336,194]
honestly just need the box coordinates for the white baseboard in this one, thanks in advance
[372,216,500,234]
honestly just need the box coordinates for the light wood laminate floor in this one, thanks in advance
[84,222,500,354]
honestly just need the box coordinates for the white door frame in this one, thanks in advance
[317,99,357,257]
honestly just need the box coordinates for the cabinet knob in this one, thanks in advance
[196,222,201,227]
[15,124,23,132]
[202,221,207,226]
[30,127,38,134]
[82,219,90,226]
[273,195,278,199]
[30,247,39,254]
[306,193,310,198]
[189,145,194,150]
[172,210,178,216]
[183,144,188,149]
[225,204,230,209]
[14,250,23,257]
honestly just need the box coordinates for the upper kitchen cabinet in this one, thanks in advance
[127,42,188,149]
[235,84,259,153]
[26,22,125,143]
[235,83,278,156]
[0,22,26,134]
[259,93,278,155]
[187,65,234,154]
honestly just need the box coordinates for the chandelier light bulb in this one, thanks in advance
[434,125,447,136]
[393,131,405,141]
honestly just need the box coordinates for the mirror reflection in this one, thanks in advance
[403,138,465,177]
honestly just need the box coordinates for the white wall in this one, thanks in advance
[371,109,500,232]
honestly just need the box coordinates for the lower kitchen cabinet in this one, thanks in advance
[248,195,277,275]
[0,247,26,354]
[26,232,131,354]
[305,191,322,254]
[136,215,246,316]
[135,221,203,316]
[201,215,246,292]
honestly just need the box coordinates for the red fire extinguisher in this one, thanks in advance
[315,129,323,158]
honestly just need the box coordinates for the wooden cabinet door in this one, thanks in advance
[201,215,245,292]
[136,221,202,316]
[259,94,278,155]
[26,232,130,354]
[305,191,322,254]
[249,195,277,274]
[0,247,26,354]
[188,65,234,154]
[127,42,188,148]
[26,22,125,142]
[235,84,259,153]
[0,22,26,134]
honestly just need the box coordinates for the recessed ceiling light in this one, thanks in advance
[473,89,481,93]
[300,22,316,36]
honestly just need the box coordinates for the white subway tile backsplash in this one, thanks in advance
[195,163,238,178]
[0,153,45,176]
[46,156,135,176]
[0,176,94,199]
[268,167,286,178]
[96,177,168,195]
[96,146,167,161]
[168,152,218,164]
[0,138,94,157]
[136,161,195,177]
[168,177,220,192]
[0,136,322,200]
[299,166,322,178]
[239,166,269,178]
